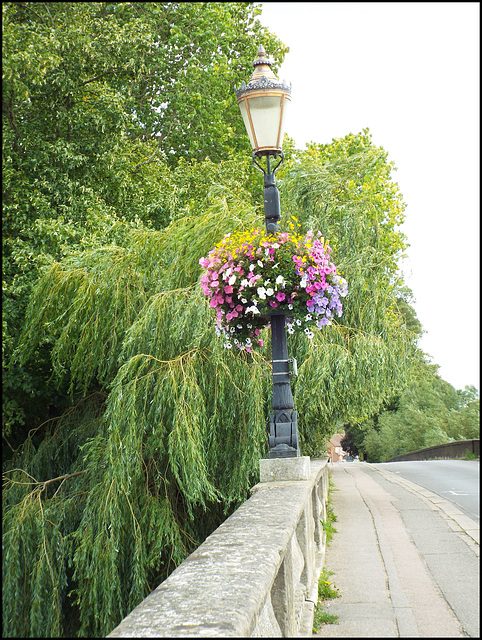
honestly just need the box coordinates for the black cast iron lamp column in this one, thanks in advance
[235,45,300,459]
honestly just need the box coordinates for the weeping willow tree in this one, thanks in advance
[280,130,416,453]
[3,130,418,637]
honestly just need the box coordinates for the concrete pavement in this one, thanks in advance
[313,462,479,638]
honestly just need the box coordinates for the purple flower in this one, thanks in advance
[317,318,331,327]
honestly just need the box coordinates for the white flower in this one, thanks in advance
[241,298,247,304]
[296,319,302,326]
[299,278,307,288]
[257,260,264,267]
[257,287,267,300]
[247,305,260,315]
[249,263,255,272]
[305,314,312,321]
[275,275,285,286]
[287,325,295,334]
[241,279,249,287]
[288,304,294,310]
[266,287,274,297]
[264,279,271,286]
[224,342,232,349]
[228,274,236,285]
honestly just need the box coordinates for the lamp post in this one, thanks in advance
[235,45,300,459]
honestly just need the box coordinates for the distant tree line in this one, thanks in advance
[342,368,479,462]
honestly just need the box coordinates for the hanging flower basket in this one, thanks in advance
[199,228,348,352]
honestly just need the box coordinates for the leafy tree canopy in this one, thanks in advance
[4,125,420,636]
[343,356,480,462]
[3,0,285,442]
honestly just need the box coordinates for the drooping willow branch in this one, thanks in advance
[3,469,87,495]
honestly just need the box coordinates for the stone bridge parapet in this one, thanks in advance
[108,457,329,637]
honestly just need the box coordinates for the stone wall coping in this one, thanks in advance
[108,457,328,638]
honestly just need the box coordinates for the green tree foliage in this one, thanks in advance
[343,357,480,462]
[278,131,418,453]
[4,195,269,637]
[394,286,423,336]
[3,0,285,443]
[4,125,419,635]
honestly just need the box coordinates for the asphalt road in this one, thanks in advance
[370,459,480,521]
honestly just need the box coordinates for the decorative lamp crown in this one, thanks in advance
[235,45,291,156]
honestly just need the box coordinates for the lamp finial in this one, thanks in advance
[253,44,271,68]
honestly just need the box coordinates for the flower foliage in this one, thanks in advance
[199,224,348,351]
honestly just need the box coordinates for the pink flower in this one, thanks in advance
[276,292,286,302]
[258,340,264,347]
[269,301,278,307]
[224,285,233,294]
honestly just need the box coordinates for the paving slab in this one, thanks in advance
[313,463,478,637]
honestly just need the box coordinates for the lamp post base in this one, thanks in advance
[268,409,300,458]
[268,445,299,459]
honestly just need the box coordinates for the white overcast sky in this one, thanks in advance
[257,2,480,392]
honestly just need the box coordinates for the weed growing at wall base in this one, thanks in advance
[313,471,340,632]
[312,569,340,632]
[321,472,338,544]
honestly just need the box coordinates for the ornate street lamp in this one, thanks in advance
[235,45,300,459]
